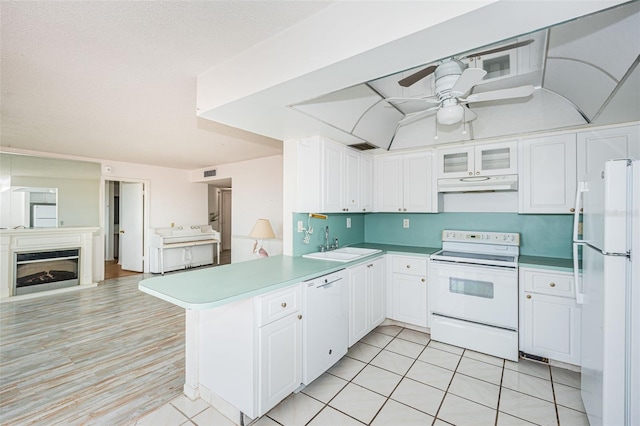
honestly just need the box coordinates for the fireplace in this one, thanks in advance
[14,249,80,295]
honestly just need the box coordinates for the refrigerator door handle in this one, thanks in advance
[572,243,584,304]
[573,181,587,243]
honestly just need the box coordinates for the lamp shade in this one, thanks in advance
[250,219,276,239]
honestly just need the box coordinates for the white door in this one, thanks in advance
[120,182,144,272]
[221,189,232,251]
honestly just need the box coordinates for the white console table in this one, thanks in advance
[149,225,221,275]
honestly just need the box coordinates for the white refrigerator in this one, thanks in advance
[573,159,639,426]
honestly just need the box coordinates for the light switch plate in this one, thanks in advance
[297,221,304,233]
[347,218,351,228]
[403,219,409,228]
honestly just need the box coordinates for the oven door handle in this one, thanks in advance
[429,259,517,272]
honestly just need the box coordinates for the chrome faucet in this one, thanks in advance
[325,226,330,250]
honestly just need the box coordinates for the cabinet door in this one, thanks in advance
[475,140,518,176]
[403,152,432,212]
[368,258,386,328]
[361,154,373,212]
[391,274,427,327]
[322,140,344,213]
[520,134,577,214]
[343,149,361,212]
[577,124,640,181]
[375,155,403,212]
[258,313,302,415]
[348,263,369,346]
[437,145,474,178]
[522,292,581,365]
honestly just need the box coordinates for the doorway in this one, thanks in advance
[104,180,145,279]
[208,179,232,264]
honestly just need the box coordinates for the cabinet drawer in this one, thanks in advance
[392,256,427,276]
[522,269,574,298]
[256,284,301,327]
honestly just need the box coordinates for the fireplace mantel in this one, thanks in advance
[0,227,99,300]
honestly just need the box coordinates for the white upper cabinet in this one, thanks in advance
[375,151,439,213]
[577,124,640,180]
[343,149,362,212]
[437,140,518,179]
[322,140,345,212]
[361,155,373,212]
[294,137,372,213]
[519,134,577,214]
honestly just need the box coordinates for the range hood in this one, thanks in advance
[437,174,518,193]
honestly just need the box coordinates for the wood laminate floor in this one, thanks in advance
[0,274,185,425]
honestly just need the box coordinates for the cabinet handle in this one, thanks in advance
[468,172,473,176]
[526,294,532,299]
[281,302,287,308]
[549,282,556,287]
[406,265,411,269]
[298,314,302,320]
[403,208,407,211]
[367,264,373,268]
[421,278,426,283]
[398,208,402,211]
[570,208,575,213]
[476,171,480,175]
[580,208,583,213]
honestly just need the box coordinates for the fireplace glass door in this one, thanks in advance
[15,249,80,295]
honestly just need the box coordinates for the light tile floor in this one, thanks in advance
[134,325,588,426]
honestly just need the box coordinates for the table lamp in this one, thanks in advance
[250,218,276,257]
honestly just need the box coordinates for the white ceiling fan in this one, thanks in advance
[385,40,536,126]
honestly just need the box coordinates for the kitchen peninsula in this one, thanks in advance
[138,245,436,423]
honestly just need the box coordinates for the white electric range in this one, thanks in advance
[429,230,520,361]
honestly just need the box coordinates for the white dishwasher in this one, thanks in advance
[302,269,349,385]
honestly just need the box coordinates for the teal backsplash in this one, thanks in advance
[293,212,573,258]
[292,213,365,256]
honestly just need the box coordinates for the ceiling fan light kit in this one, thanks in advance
[437,101,464,125]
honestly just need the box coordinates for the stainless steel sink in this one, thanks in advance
[302,247,381,262]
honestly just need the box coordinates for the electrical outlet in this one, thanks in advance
[403,218,409,228]
[578,222,583,235]
[297,221,304,233]
[346,217,351,229]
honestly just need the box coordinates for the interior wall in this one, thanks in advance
[192,154,283,263]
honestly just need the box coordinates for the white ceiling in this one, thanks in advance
[197,1,638,151]
[0,1,332,169]
[2,1,637,171]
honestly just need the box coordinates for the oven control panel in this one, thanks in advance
[442,230,520,246]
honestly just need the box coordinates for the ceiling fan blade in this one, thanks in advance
[451,68,487,97]
[398,107,438,125]
[398,65,437,87]
[462,106,477,122]
[462,85,535,103]
[462,39,534,59]
[384,96,440,105]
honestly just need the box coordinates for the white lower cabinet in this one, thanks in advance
[389,255,428,327]
[520,267,581,365]
[348,257,385,346]
[258,313,302,414]
[198,284,302,419]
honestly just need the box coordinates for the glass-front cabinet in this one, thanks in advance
[437,140,518,179]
